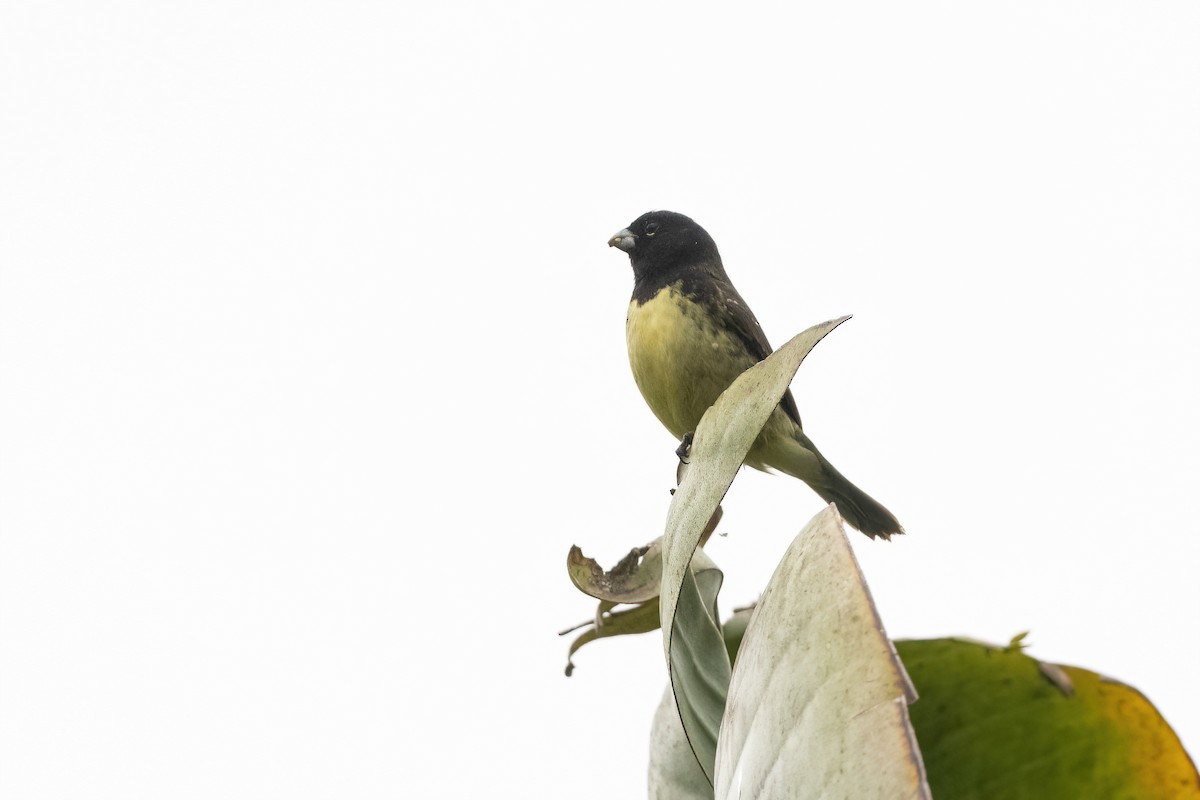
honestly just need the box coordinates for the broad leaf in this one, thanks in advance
[714,505,929,800]
[649,688,716,800]
[897,637,1200,798]
[668,547,730,786]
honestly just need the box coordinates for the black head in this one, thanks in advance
[608,210,724,285]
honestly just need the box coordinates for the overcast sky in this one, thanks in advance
[2,2,1198,797]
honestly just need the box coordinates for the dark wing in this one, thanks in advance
[710,279,804,429]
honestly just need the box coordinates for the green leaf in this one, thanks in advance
[897,637,1200,799]
[668,548,730,786]
[567,509,722,606]
[659,317,850,785]
[561,599,661,677]
[649,688,716,800]
[568,542,663,605]
[721,606,754,667]
[714,505,929,800]
[563,512,725,676]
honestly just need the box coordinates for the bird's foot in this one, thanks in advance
[675,432,694,463]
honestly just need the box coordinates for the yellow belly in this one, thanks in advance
[625,284,757,440]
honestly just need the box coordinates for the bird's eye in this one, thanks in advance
[645,222,659,236]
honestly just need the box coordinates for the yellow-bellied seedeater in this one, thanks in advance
[609,210,902,539]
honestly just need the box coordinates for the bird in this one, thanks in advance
[608,210,902,539]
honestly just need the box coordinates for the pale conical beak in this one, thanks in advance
[608,228,636,252]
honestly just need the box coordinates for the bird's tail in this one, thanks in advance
[758,429,904,540]
[808,455,904,540]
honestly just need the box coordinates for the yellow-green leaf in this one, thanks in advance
[897,637,1200,799]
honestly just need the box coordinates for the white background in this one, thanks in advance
[2,2,1197,797]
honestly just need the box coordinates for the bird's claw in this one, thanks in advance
[675,432,694,463]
